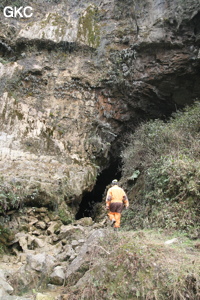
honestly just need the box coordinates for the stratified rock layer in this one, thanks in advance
[0,0,200,210]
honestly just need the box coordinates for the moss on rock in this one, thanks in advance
[58,202,74,225]
[77,5,100,48]
[0,225,14,253]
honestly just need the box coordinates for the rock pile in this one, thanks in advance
[0,207,106,299]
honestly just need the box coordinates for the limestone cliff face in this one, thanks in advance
[0,0,200,212]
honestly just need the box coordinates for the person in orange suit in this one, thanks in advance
[106,179,129,229]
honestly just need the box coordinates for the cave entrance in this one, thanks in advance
[75,159,121,220]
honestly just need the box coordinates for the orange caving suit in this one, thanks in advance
[106,185,129,228]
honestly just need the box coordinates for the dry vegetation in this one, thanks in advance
[64,229,200,300]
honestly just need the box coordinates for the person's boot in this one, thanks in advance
[111,219,116,226]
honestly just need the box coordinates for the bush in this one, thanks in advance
[121,102,200,235]
[0,180,23,214]
[0,225,14,254]
[122,102,200,177]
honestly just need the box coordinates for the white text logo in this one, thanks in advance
[3,6,33,18]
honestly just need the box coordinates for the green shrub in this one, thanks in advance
[122,102,200,177]
[121,102,200,235]
[0,182,22,213]
[58,208,73,225]
[0,225,14,254]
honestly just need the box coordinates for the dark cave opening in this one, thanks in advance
[75,159,121,220]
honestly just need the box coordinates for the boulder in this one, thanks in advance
[75,217,93,227]
[32,237,46,248]
[11,233,46,251]
[26,253,55,272]
[48,241,63,258]
[71,240,79,248]
[35,293,54,300]
[0,279,13,295]
[50,266,65,285]
[28,216,39,225]
[60,294,70,300]
[58,224,84,240]
[56,244,76,262]
[165,238,179,245]
[65,229,105,281]
[0,275,14,295]
[34,207,48,213]
[0,270,14,300]
[47,221,61,235]
[49,235,59,244]
[36,221,47,230]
